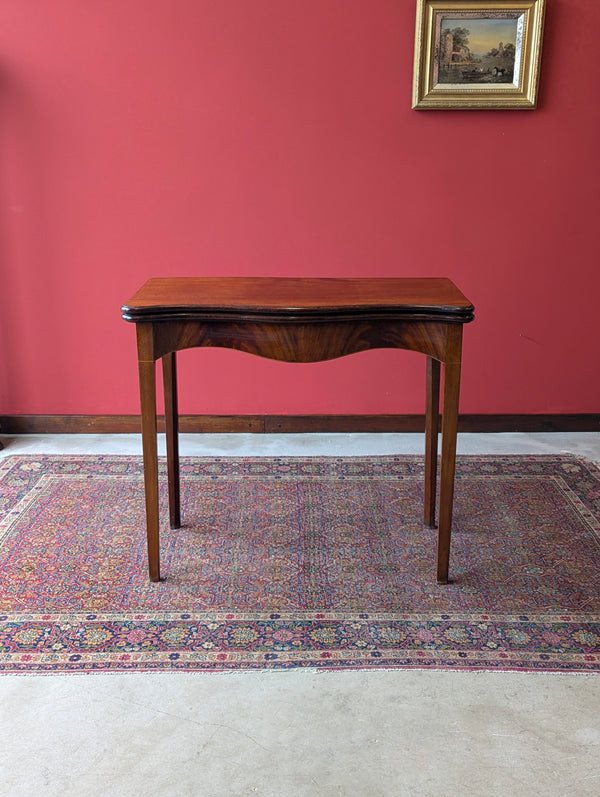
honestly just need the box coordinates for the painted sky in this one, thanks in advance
[441,17,518,53]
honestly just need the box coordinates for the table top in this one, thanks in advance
[122,277,474,322]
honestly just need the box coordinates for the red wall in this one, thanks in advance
[0,1,598,417]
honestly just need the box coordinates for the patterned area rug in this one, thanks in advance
[0,454,599,673]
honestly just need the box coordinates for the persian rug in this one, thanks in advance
[0,454,599,674]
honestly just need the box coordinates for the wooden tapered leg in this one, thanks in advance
[138,358,162,582]
[162,352,181,530]
[424,357,440,528]
[436,358,462,584]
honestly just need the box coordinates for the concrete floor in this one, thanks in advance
[1,432,599,796]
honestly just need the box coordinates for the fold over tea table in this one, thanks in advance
[122,277,474,584]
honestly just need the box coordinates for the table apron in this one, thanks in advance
[136,318,462,364]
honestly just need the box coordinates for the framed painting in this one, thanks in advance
[412,0,546,109]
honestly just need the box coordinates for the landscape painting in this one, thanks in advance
[435,14,522,85]
[412,0,546,109]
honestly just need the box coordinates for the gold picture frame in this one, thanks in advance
[412,0,546,109]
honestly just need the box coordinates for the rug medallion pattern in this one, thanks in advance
[0,454,599,673]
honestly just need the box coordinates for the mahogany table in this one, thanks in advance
[122,277,474,584]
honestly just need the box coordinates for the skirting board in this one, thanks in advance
[0,414,599,435]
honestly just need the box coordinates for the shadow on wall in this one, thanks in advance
[0,62,67,414]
